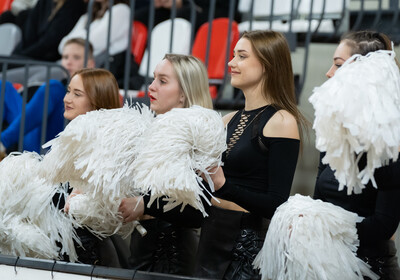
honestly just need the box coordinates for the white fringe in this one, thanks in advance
[40,104,155,238]
[253,194,378,280]
[132,106,227,216]
[0,152,79,261]
[309,51,400,194]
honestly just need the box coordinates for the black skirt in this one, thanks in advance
[129,218,199,276]
[195,206,269,280]
[358,240,400,280]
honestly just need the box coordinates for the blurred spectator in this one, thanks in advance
[0,38,95,154]
[1,0,86,62]
[0,0,39,23]
[58,0,132,87]
[135,0,241,32]
[58,0,130,65]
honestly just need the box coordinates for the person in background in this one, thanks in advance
[134,0,241,32]
[314,30,400,279]
[0,38,95,155]
[58,0,130,70]
[0,0,39,23]
[3,0,86,62]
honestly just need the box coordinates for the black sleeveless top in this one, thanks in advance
[215,105,300,219]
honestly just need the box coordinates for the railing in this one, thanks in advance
[1,0,400,148]
[0,254,212,280]
[0,58,69,154]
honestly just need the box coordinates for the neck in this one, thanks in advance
[243,89,270,111]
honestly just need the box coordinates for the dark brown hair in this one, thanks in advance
[341,30,392,55]
[71,68,121,110]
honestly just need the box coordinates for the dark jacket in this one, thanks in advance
[13,0,86,61]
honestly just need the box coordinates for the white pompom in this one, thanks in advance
[132,105,227,216]
[0,152,78,261]
[40,104,154,237]
[309,51,400,194]
[253,194,378,280]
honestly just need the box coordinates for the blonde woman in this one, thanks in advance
[119,54,212,276]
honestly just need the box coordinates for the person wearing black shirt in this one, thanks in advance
[118,54,213,276]
[194,30,307,280]
[119,30,307,279]
[314,30,400,280]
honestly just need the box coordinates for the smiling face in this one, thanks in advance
[228,37,264,92]
[148,59,185,114]
[326,41,352,78]
[63,74,93,120]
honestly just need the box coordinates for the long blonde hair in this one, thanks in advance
[164,54,213,109]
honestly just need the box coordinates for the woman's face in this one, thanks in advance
[148,59,185,114]
[61,43,94,77]
[228,37,264,92]
[63,74,93,120]
[326,41,352,78]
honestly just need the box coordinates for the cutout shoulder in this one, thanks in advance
[263,110,300,139]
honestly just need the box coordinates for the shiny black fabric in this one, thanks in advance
[195,206,268,280]
[129,218,199,276]
[358,240,400,280]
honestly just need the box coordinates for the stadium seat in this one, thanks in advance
[191,18,240,99]
[138,18,192,78]
[0,23,21,56]
[0,0,13,14]
[131,21,148,65]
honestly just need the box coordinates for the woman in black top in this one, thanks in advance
[314,30,400,280]
[119,54,213,276]
[194,30,307,280]
[119,30,306,279]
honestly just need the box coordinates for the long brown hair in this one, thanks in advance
[72,68,121,110]
[241,30,309,141]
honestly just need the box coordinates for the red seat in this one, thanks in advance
[0,0,13,14]
[191,18,239,99]
[131,21,148,65]
[192,18,239,79]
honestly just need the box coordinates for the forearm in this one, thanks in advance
[215,138,299,218]
[356,189,400,245]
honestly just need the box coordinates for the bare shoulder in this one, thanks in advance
[263,109,300,139]
[222,111,238,126]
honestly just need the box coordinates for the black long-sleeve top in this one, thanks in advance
[314,152,400,247]
[214,105,300,219]
[143,105,299,225]
[13,0,86,61]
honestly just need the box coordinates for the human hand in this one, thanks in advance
[64,189,82,213]
[119,197,145,223]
